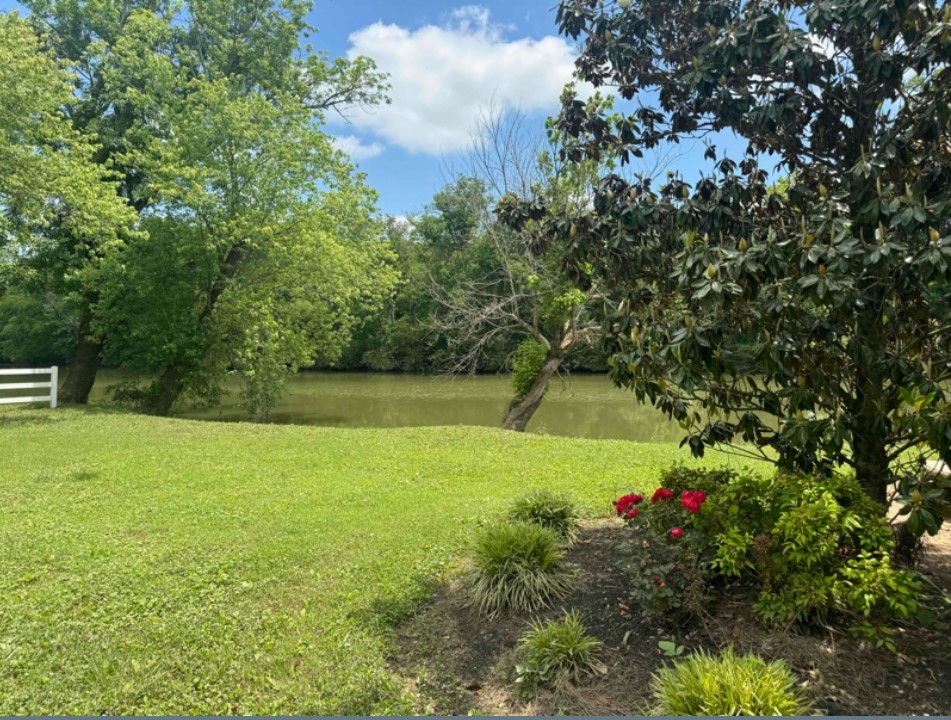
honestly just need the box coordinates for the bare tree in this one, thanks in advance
[430,102,678,431]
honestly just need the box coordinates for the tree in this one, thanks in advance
[432,109,626,431]
[0,13,135,377]
[15,0,389,404]
[93,23,397,415]
[500,0,951,516]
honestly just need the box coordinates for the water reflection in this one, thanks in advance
[88,371,686,443]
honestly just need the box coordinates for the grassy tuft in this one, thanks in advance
[515,610,605,695]
[507,489,581,545]
[469,522,575,617]
[650,647,812,716]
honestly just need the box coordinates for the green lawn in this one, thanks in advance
[0,408,750,714]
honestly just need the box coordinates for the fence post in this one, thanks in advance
[50,366,58,409]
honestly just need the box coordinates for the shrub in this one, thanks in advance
[614,467,922,643]
[650,647,812,716]
[708,471,921,638]
[507,490,581,545]
[514,611,605,696]
[512,339,548,399]
[614,484,712,620]
[469,522,574,617]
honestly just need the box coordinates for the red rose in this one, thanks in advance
[651,488,674,503]
[681,490,708,513]
[613,493,644,516]
[626,509,640,519]
[670,527,684,538]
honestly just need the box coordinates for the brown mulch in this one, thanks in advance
[392,520,951,716]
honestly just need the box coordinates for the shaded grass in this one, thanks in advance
[0,407,750,714]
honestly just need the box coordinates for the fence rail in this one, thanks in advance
[0,367,58,408]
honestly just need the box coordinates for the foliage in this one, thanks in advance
[507,489,581,545]
[87,14,397,415]
[0,408,684,713]
[893,457,951,537]
[469,522,575,617]
[614,485,710,620]
[499,0,951,511]
[0,292,77,365]
[514,611,605,696]
[707,470,921,642]
[8,0,392,408]
[650,647,812,717]
[512,340,550,400]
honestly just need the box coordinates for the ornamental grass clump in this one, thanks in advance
[651,647,812,716]
[515,611,605,696]
[507,489,581,545]
[469,521,574,617]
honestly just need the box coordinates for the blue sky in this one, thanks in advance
[3,0,747,215]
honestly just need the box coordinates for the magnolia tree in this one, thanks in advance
[499,0,951,530]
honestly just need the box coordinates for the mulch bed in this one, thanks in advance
[393,520,951,716]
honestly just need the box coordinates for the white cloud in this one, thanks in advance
[343,6,580,156]
[332,134,385,161]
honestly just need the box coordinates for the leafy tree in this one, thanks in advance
[94,31,397,415]
[500,0,951,511]
[0,12,135,376]
[14,0,389,404]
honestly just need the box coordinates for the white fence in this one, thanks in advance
[0,367,58,408]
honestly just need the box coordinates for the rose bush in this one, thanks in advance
[614,484,711,620]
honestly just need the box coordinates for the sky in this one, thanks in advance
[3,0,747,216]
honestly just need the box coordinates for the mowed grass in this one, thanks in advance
[0,407,744,714]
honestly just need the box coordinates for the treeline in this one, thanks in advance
[2,15,616,427]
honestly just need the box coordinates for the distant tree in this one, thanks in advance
[500,0,951,524]
[433,107,635,431]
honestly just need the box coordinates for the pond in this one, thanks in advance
[88,370,687,443]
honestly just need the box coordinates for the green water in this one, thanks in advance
[88,370,686,443]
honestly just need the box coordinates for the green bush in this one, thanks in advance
[657,465,736,497]
[508,490,581,545]
[469,522,574,617]
[512,339,548,399]
[515,611,605,696]
[650,647,812,716]
[707,471,921,640]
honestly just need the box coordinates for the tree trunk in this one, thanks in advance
[58,307,104,404]
[853,399,891,506]
[142,364,186,417]
[851,294,892,506]
[503,354,562,432]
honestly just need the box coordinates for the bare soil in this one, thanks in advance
[393,520,951,716]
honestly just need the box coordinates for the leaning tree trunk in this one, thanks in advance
[58,306,104,404]
[503,354,562,432]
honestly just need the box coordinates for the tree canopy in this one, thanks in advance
[500,0,951,519]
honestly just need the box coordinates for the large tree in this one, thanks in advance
[87,8,396,415]
[14,0,388,404]
[0,13,135,372]
[500,0,951,519]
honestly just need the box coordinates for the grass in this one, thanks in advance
[0,406,741,714]
[468,522,574,617]
[650,647,813,716]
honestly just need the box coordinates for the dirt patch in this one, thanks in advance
[393,520,951,716]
